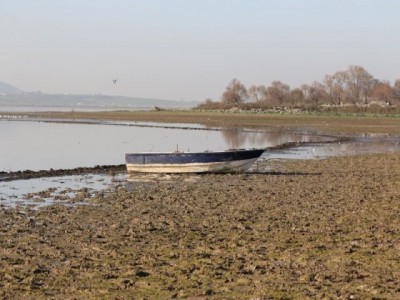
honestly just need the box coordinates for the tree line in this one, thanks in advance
[198,65,400,111]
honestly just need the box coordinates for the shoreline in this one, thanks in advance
[1,134,362,181]
[0,142,315,181]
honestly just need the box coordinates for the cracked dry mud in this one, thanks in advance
[1,153,400,299]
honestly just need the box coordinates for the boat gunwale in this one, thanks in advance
[125,148,266,156]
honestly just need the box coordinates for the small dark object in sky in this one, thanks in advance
[112,79,117,84]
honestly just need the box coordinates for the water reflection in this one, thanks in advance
[0,120,331,172]
[2,119,400,173]
[221,128,331,149]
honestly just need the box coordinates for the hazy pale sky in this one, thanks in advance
[1,0,399,101]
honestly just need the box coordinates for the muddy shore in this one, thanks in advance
[1,152,400,299]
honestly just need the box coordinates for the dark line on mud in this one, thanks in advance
[0,165,126,182]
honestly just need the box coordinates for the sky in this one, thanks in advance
[1,0,399,101]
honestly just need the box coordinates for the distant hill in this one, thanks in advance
[0,81,25,95]
[0,81,198,110]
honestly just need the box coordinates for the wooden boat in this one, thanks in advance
[125,148,265,173]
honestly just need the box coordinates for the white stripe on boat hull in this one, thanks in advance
[126,157,258,173]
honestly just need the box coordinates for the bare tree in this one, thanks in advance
[324,71,348,105]
[346,65,375,104]
[394,79,400,98]
[371,81,396,105]
[248,85,266,103]
[198,64,397,111]
[288,88,304,107]
[266,81,290,106]
[222,79,248,106]
[300,84,311,103]
[309,81,327,106]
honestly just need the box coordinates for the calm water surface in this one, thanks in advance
[1,119,399,209]
[0,119,329,172]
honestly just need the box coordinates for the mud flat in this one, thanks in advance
[1,152,400,299]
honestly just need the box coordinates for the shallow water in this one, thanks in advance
[0,119,330,172]
[0,173,125,209]
[267,135,400,160]
[1,119,400,209]
[3,136,400,209]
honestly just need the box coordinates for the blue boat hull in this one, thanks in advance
[125,149,265,173]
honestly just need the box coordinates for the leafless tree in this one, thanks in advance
[309,81,328,106]
[266,81,290,106]
[394,79,400,98]
[300,84,311,102]
[222,79,248,106]
[371,81,396,104]
[201,64,398,111]
[288,88,304,107]
[248,85,267,103]
[324,71,348,105]
[346,65,375,104]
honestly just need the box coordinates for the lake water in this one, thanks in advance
[0,119,331,172]
[1,118,399,209]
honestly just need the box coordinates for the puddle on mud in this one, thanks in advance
[0,173,125,209]
[267,135,400,160]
